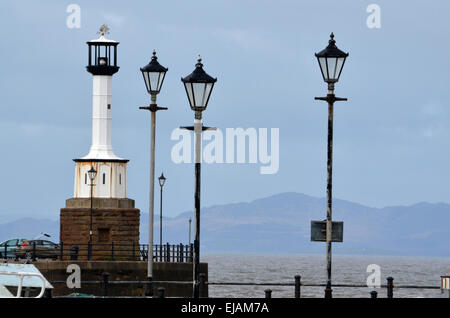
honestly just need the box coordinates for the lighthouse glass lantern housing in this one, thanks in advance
[141,51,168,95]
[315,33,349,84]
[86,30,120,76]
[181,56,217,112]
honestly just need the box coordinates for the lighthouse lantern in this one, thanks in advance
[87,24,119,76]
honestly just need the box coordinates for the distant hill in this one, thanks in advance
[1,193,450,257]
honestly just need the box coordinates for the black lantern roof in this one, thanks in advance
[181,57,217,84]
[141,51,168,73]
[315,33,349,59]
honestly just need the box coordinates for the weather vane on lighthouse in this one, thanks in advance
[98,24,110,37]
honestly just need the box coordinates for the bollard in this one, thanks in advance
[387,277,394,298]
[145,277,153,297]
[295,275,301,299]
[370,290,378,298]
[324,281,332,299]
[158,287,165,298]
[102,272,110,297]
[199,273,208,298]
[3,244,7,260]
[70,245,79,261]
[265,289,272,298]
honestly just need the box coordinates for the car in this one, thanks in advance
[15,240,60,260]
[0,239,27,258]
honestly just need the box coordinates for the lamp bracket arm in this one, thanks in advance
[139,105,168,112]
[180,126,216,131]
[315,95,348,104]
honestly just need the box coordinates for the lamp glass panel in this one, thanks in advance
[193,83,206,107]
[149,72,160,92]
[157,72,166,91]
[335,57,346,80]
[327,57,337,80]
[184,83,195,107]
[319,57,328,81]
[143,72,151,92]
[204,83,213,107]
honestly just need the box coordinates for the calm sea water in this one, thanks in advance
[203,254,450,298]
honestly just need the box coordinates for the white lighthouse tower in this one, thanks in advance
[73,25,128,199]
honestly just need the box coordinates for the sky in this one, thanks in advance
[0,0,449,222]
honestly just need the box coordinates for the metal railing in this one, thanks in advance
[48,274,443,298]
[3,242,194,263]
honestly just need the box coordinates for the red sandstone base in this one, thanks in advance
[60,198,140,260]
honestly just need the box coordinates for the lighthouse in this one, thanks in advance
[60,26,140,255]
[74,25,127,198]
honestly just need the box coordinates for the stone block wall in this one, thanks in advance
[60,198,140,260]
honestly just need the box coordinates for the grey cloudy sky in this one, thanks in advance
[0,0,449,222]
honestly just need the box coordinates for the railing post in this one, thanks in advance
[70,245,79,261]
[180,244,184,262]
[32,241,37,262]
[370,290,378,298]
[265,289,272,299]
[145,277,153,297]
[199,273,208,298]
[190,243,194,262]
[177,244,180,262]
[102,272,110,297]
[158,287,165,298]
[4,244,7,259]
[166,243,170,262]
[111,242,114,261]
[295,275,301,299]
[387,277,394,298]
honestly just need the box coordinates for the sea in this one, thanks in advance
[202,254,450,298]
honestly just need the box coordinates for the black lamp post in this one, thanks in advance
[158,173,166,261]
[181,56,217,298]
[189,218,192,246]
[87,166,97,260]
[140,50,168,296]
[314,33,348,299]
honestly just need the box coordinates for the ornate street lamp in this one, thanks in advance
[139,50,168,296]
[314,33,348,299]
[87,165,97,260]
[181,56,217,298]
[158,173,166,261]
[315,33,349,90]
[141,50,168,95]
